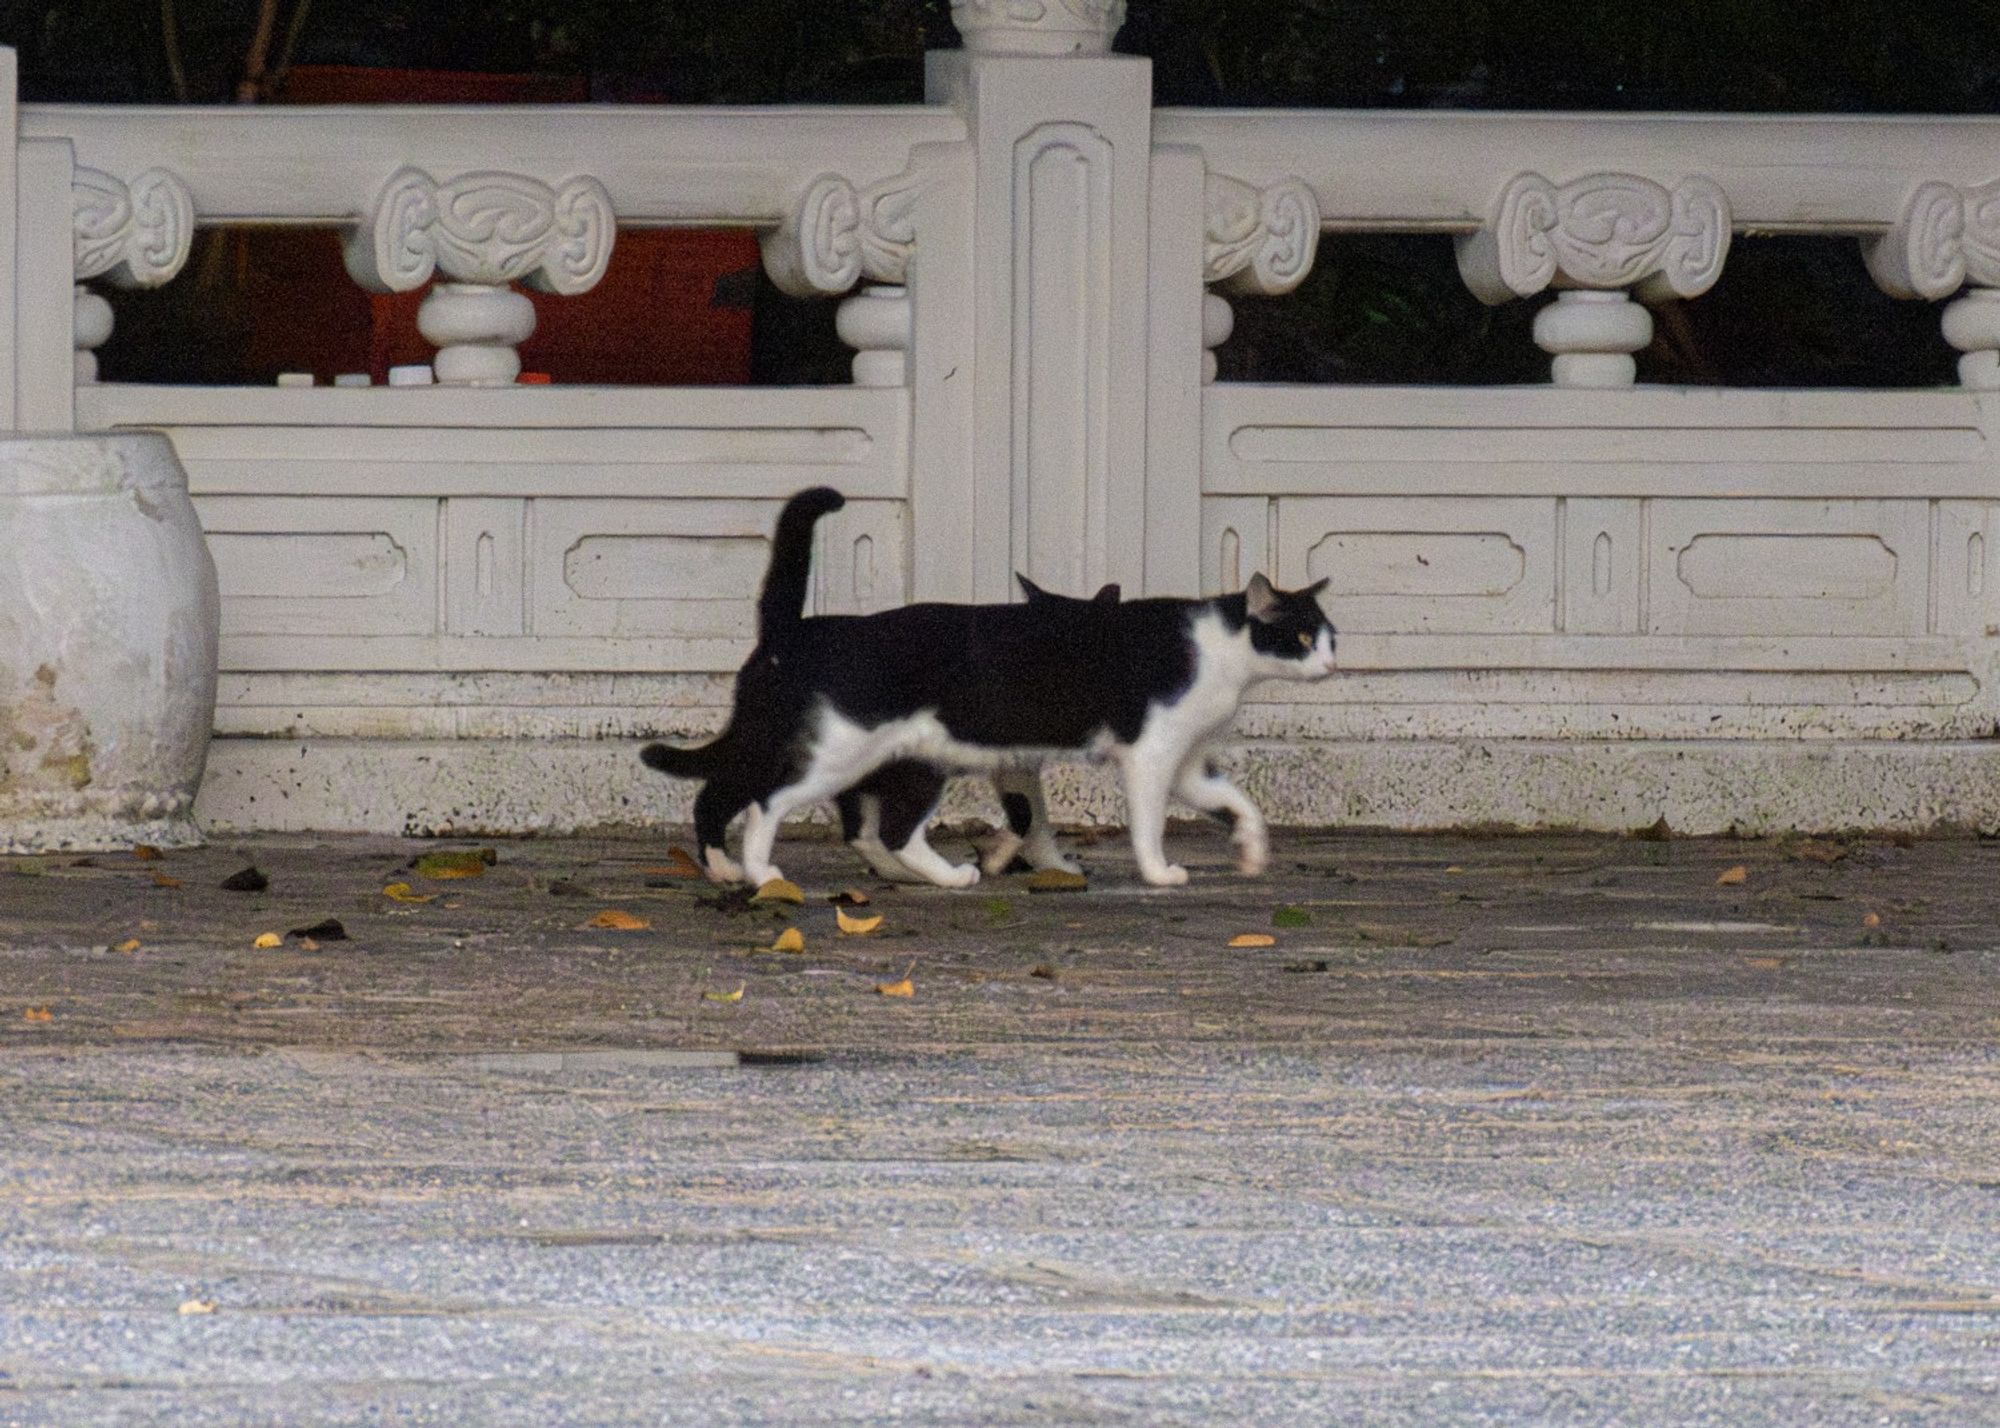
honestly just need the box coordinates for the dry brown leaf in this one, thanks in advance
[644,847,704,879]
[702,982,746,1004]
[176,1299,216,1315]
[832,888,871,907]
[151,872,182,888]
[875,977,914,998]
[1787,839,1849,865]
[1715,865,1748,886]
[1862,911,1882,928]
[114,938,141,953]
[132,844,163,861]
[751,878,805,905]
[252,931,282,949]
[299,937,320,952]
[382,882,437,903]
[1745,956,1789,970]
[1444,865,1466,874]
[413,850,491,880]
[22,1007,51,1022]
[836,907,883,936]
[1024,869,1087,892]
[1229,933,1276,948]
[771,927,805,953]
[585,909,649,931]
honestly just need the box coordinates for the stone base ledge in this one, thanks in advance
[191,736,2000,838]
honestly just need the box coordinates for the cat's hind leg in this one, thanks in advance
[1174,754,1269,876]
[878,765,979,889]
[984,767,1079,876]
[841,788,927,883]
[693,780,749,883]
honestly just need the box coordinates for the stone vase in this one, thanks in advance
[0,433,220,852]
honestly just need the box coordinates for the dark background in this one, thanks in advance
[6,0,1998,386]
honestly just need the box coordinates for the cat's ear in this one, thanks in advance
[1302,577,1329,602]
[1244,572,1279,622]
[1092,582,1120,605]
[1016,572,1048,602]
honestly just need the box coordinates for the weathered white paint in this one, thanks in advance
[8,23,2000,837]
[0,434,219,851]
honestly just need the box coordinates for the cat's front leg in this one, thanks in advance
[890,824,981,889]
[1115,740,1188,887]
[987,767,1080,876]
[1175,758,1269,877]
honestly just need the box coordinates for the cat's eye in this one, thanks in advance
[1297,631,1313,649]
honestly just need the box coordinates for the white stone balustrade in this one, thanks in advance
[69,165,192,381]
[1868,179,2000,388]
[344,167,615,385]
[1200,173,1319,380]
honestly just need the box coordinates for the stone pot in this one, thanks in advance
[0,433,220,852]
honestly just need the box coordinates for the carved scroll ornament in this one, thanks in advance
[1204,175,1321,295]
[72,166,194,288]
[950,0,1127,55]
[344,167,616,295]
[761,171,919,298]
[1866,179,2000,300]
[1457,171,1732,305]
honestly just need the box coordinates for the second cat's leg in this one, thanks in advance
[1174,754,1269,876]
[879,772,979,888]
[845,792,926,883]
[890,823,981,889]
[1114,736,1188,887]
[995,766,1080,875]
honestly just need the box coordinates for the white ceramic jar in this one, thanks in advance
[0,433,220,852]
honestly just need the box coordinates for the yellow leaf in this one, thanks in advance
[771,927,805,953]
[1862,911,1882,928]
[177,1299,216,1315]
[132,844,163,861]
[413,850,492,880]
[22,1007,51,1022]
[1716,865,1747,886]
[832,889,871,906]
[752,878,805,905]
[253,931,282,949]
[585,909,649,930]
[703,982,746,1003]
[836,907,883,936]
[1229,933,1276,948]
[1444,865,1465,874]
[382,882,437,903]
[114,938,141,953]
[643,847,705,879]
[151,872,182,888]
[875,977,914,998]
[1024,869,1087,892]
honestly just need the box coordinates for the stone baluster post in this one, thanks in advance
[1867,180,2000,389]
[70,167,194,382]
[345,168,615,386]
[1201,173,1320,382]
[761,171,918,384]
[1456,172,1732,388]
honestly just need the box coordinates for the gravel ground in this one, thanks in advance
[1,824,1997,1425]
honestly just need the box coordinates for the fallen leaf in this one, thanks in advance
[702,982,746,1003]
[22,1007,51,1022]
[983,896,1016,922]
[132,844,162,861]
[1787,838,1849,865]
[1030,963,1058,981]
[830,889,871,907]
[1024,869,1087,893]
[1229,933,1276,948]
[176,1299,216,1315]
[836,906,883,936]
[299,937,320,952]
[770,926,805,953]
[1444,865,1465,874]
[220,866,268,892]
[585,909,649,930]
[12,858,47,877]
[547,878,592,897]
[287,918,348,942]
[752,878,805,905]
[1716,865,1748,886]
[252,931,282,949]
[381,882,436,903]
[1271,906,1312,928]
[875,977,915,998]
[1745,956,1791,970]
[1863,911,1882,928]
[413,850,490,880]
[114,938,141,953]
[644,847,705,879]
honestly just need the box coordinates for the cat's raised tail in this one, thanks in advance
[639,485,845,779]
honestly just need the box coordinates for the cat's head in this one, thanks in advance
[1016,574,1120,607]
[1239,573,1336,678]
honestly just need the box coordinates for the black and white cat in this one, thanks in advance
[642,486,1336,889]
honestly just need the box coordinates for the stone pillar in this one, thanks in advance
[925,0,1153,600]
[345,168,615,386]
[1457,171,1731,388]
[1867,179,2000,389]
[69,166,194,383]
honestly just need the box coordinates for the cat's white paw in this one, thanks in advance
[704,847,746,884]
[1025,844,1082,876]
[933,862,981,889]
[1141,863,1190,888]
[744,862,785,889]
[1233,829,1269,877]
[977,831,1024,877]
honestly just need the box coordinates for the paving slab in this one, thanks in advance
[1,826,1996,1425]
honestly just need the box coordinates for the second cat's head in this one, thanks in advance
[1240,573,1336,678]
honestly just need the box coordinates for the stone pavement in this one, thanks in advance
[1,825,1997,1425]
